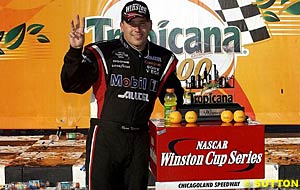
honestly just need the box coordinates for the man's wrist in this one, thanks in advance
[72,46,83,49]
[68,46,83,57]
[70,45,83,49]
[69,45,83,51]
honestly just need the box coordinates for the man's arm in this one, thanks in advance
[61,46,98,94]
[60,15,98,94]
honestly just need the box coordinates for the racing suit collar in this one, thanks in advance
[120,34,149,57]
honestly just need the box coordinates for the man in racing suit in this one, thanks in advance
[61,1,184,190]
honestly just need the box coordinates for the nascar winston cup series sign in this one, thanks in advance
[149,123,265,184]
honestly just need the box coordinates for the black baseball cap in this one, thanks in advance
[121,1,151,23]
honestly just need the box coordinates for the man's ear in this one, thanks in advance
[149,20,153,30]
[120,22,124,32]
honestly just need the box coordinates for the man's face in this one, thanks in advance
[120,17,152,51]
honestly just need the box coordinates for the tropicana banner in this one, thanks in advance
[0,0,300,129]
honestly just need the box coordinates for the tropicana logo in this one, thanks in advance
[192,94,233,104]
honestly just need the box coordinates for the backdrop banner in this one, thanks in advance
[0,0,300,129]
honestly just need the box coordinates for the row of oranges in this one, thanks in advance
[221,110,245,123]
[168,109,246,124]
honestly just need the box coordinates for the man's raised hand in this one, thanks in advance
[69,15,85,49]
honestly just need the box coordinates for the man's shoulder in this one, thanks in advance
[149,41,173,55]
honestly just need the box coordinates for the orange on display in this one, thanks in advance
[221,122,233,127]
[234,110,246,123]
[169,111,182,124]
[234,122,245,126]
[220,110,233,123]
[185,111,198,123]
[185,123,198,127]
[170,123,182,127]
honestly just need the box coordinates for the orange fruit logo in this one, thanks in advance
[220,110,233,123]
[185,111,198,123]
[169,111,182,124]
[234,110,246,123]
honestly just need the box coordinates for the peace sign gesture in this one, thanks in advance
[69,15,85,49]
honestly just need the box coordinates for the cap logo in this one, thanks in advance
[121,1,150,22]
[125,4,147,15]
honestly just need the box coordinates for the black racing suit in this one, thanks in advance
[61,35,184,190]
